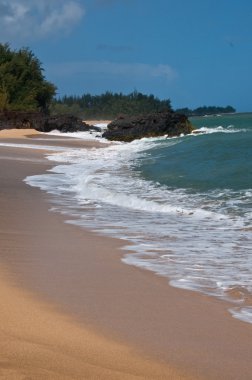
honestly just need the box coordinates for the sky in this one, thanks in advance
[1,0,252,111]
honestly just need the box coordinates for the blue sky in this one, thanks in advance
[1,0,252,111]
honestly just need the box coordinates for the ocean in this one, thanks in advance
[25,114,252,324]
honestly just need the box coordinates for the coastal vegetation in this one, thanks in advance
[0,42,236,142]
[176,105,236,116]
[51,93,236,119]
[50,91,172,119]
[0,43,236,119]
[0,43,56,112]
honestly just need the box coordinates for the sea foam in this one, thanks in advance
[24,123,252,324]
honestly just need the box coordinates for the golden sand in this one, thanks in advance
[0,128,40,138]
[0,135,190,380]
[84,119,111,126]
[0,265,184,380]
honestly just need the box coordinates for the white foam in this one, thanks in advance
[193,126,247,135]
[46,122,109,143]
[230,307,252,324]
[24,132,252,324]
[93,123,109,129]
[46,129,110,143]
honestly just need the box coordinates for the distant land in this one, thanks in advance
[175,105,236,117]
[51,92,236,119]
[0,43,236,120]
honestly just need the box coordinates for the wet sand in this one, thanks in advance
[1,130,252,379]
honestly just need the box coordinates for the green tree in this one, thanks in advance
[51,91,172,119]
[175,105,236,116]
[0,43,56,112]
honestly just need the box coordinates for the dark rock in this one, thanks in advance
[102,111,193,142]
[0,111,41,130]
[38,115,100,133]
[0,111,101,133]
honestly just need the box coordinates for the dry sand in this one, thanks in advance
[1,130,252,379]
[0,128,40,138]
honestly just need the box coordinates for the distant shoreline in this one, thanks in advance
[189,111,252,118]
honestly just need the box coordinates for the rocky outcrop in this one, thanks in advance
[102,111,193,142]
[0,111,100,133]
[36,115,101,133]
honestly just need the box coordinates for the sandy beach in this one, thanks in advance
[85,119,112,126]
[1,129,252,379]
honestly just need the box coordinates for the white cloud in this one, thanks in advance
[0,0,85,41]
[2,3,28,23]
[48,61,178,82]
[39,1,84,36]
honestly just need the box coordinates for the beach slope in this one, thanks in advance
[0,131,190,380]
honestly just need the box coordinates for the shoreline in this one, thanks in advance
[0,132,192,380]
[1,130,252,379]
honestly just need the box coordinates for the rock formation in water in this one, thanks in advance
[102,111,193,142]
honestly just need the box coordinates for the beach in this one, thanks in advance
[1,129,252,379]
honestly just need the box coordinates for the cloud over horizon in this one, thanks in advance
[0,0,85,42]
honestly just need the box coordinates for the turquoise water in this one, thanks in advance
[139,114,252,192]
[25,113,252,324]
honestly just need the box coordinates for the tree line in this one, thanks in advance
[176,105,236,116]
[50,91,172,119]
[0,43,236,118]
[0,43,56,112]
[51,95,236,119]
